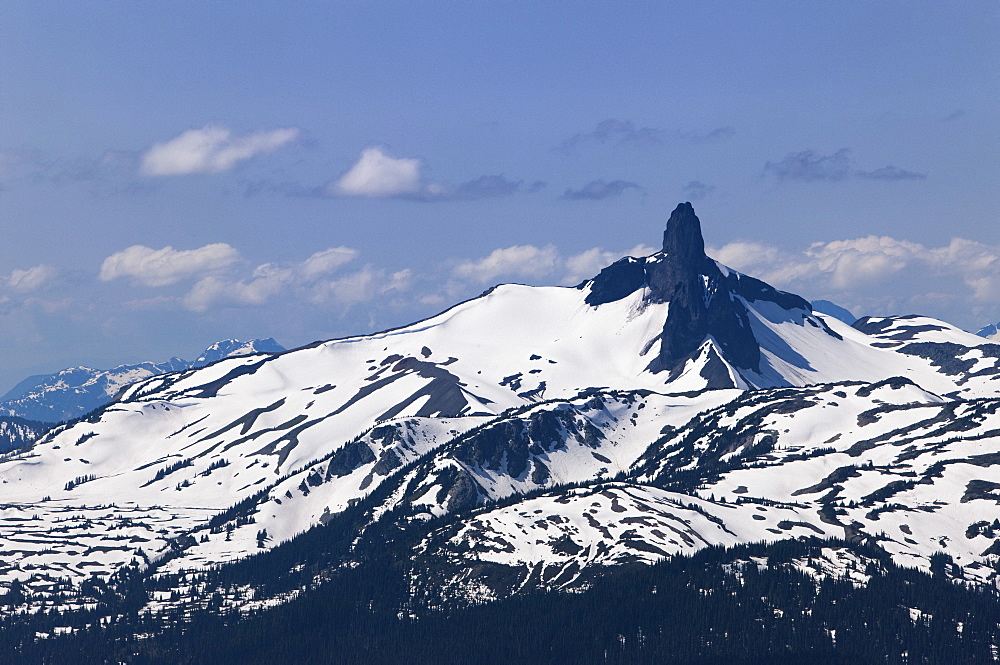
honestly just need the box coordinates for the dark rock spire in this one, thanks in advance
[583,203,815,382]
[661,202,705,261]
[645,204,759,375]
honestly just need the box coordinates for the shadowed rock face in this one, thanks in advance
[586,203,812,379]
[646,203,761,374]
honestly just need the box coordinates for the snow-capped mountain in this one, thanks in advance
[195,338,285,365]
[1,204,999,620]
[0,338,284,423]
[978,322,1000,342]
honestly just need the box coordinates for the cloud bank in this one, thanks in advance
[709,235,1000,315]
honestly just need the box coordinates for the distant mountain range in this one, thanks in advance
[0,338,284,423]
[0,416,51,455]
[1,204,997,661]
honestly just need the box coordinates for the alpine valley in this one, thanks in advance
[2,204,999,664]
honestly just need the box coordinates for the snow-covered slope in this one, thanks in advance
[356,377,1000,595]
[0,338,284,423]
[811,299,856,325]
[0,203,998,615]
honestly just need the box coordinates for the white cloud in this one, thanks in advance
[309,268,377,305]
[926,238,1000,303]
[140,125,300,176]
[453,245,560,283]
[99,243,240,287]
[449,243,657,288]
[711,242,781,272]
[329,147,422,197]
[310,267,413,306]
[175,246,378,312]
[385,268,413,293]
[300,247,359,279]
[23,297,72,313]
[321,148,537,201]
[183,267,291,312]
[7,265,58,292]
[804,237,918,289]
[709,235,1000,309]
[562,244,656,285]
[419,294,446,306]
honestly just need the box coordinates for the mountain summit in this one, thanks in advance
[586,202,814,382]
[660,200,706,259]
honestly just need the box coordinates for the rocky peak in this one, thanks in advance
[661,202,706,262]
[585,203,815,384]
[645,205,758,376]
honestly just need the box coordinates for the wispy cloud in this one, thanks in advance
[308,267,412,306]
[299,247,359,279]
[173,246,407,312]
[452,243,656,286]
[764,148,927,183]
[99,244,240,287]
[413,175,544,202]
[682,180,715,200]
[0,147,153,196]
[856,166,927,181]
[140,125,300,176]
[183,266,291,312]
[680,126,735,143]
[7,265,58,293]
[556,119,663,153]
[556,120,736,153]
[763,149,853,182]
[562,179,640,200]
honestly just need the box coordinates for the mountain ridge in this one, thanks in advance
[0,204,998,637]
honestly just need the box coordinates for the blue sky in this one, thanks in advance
[0,2,997,392]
